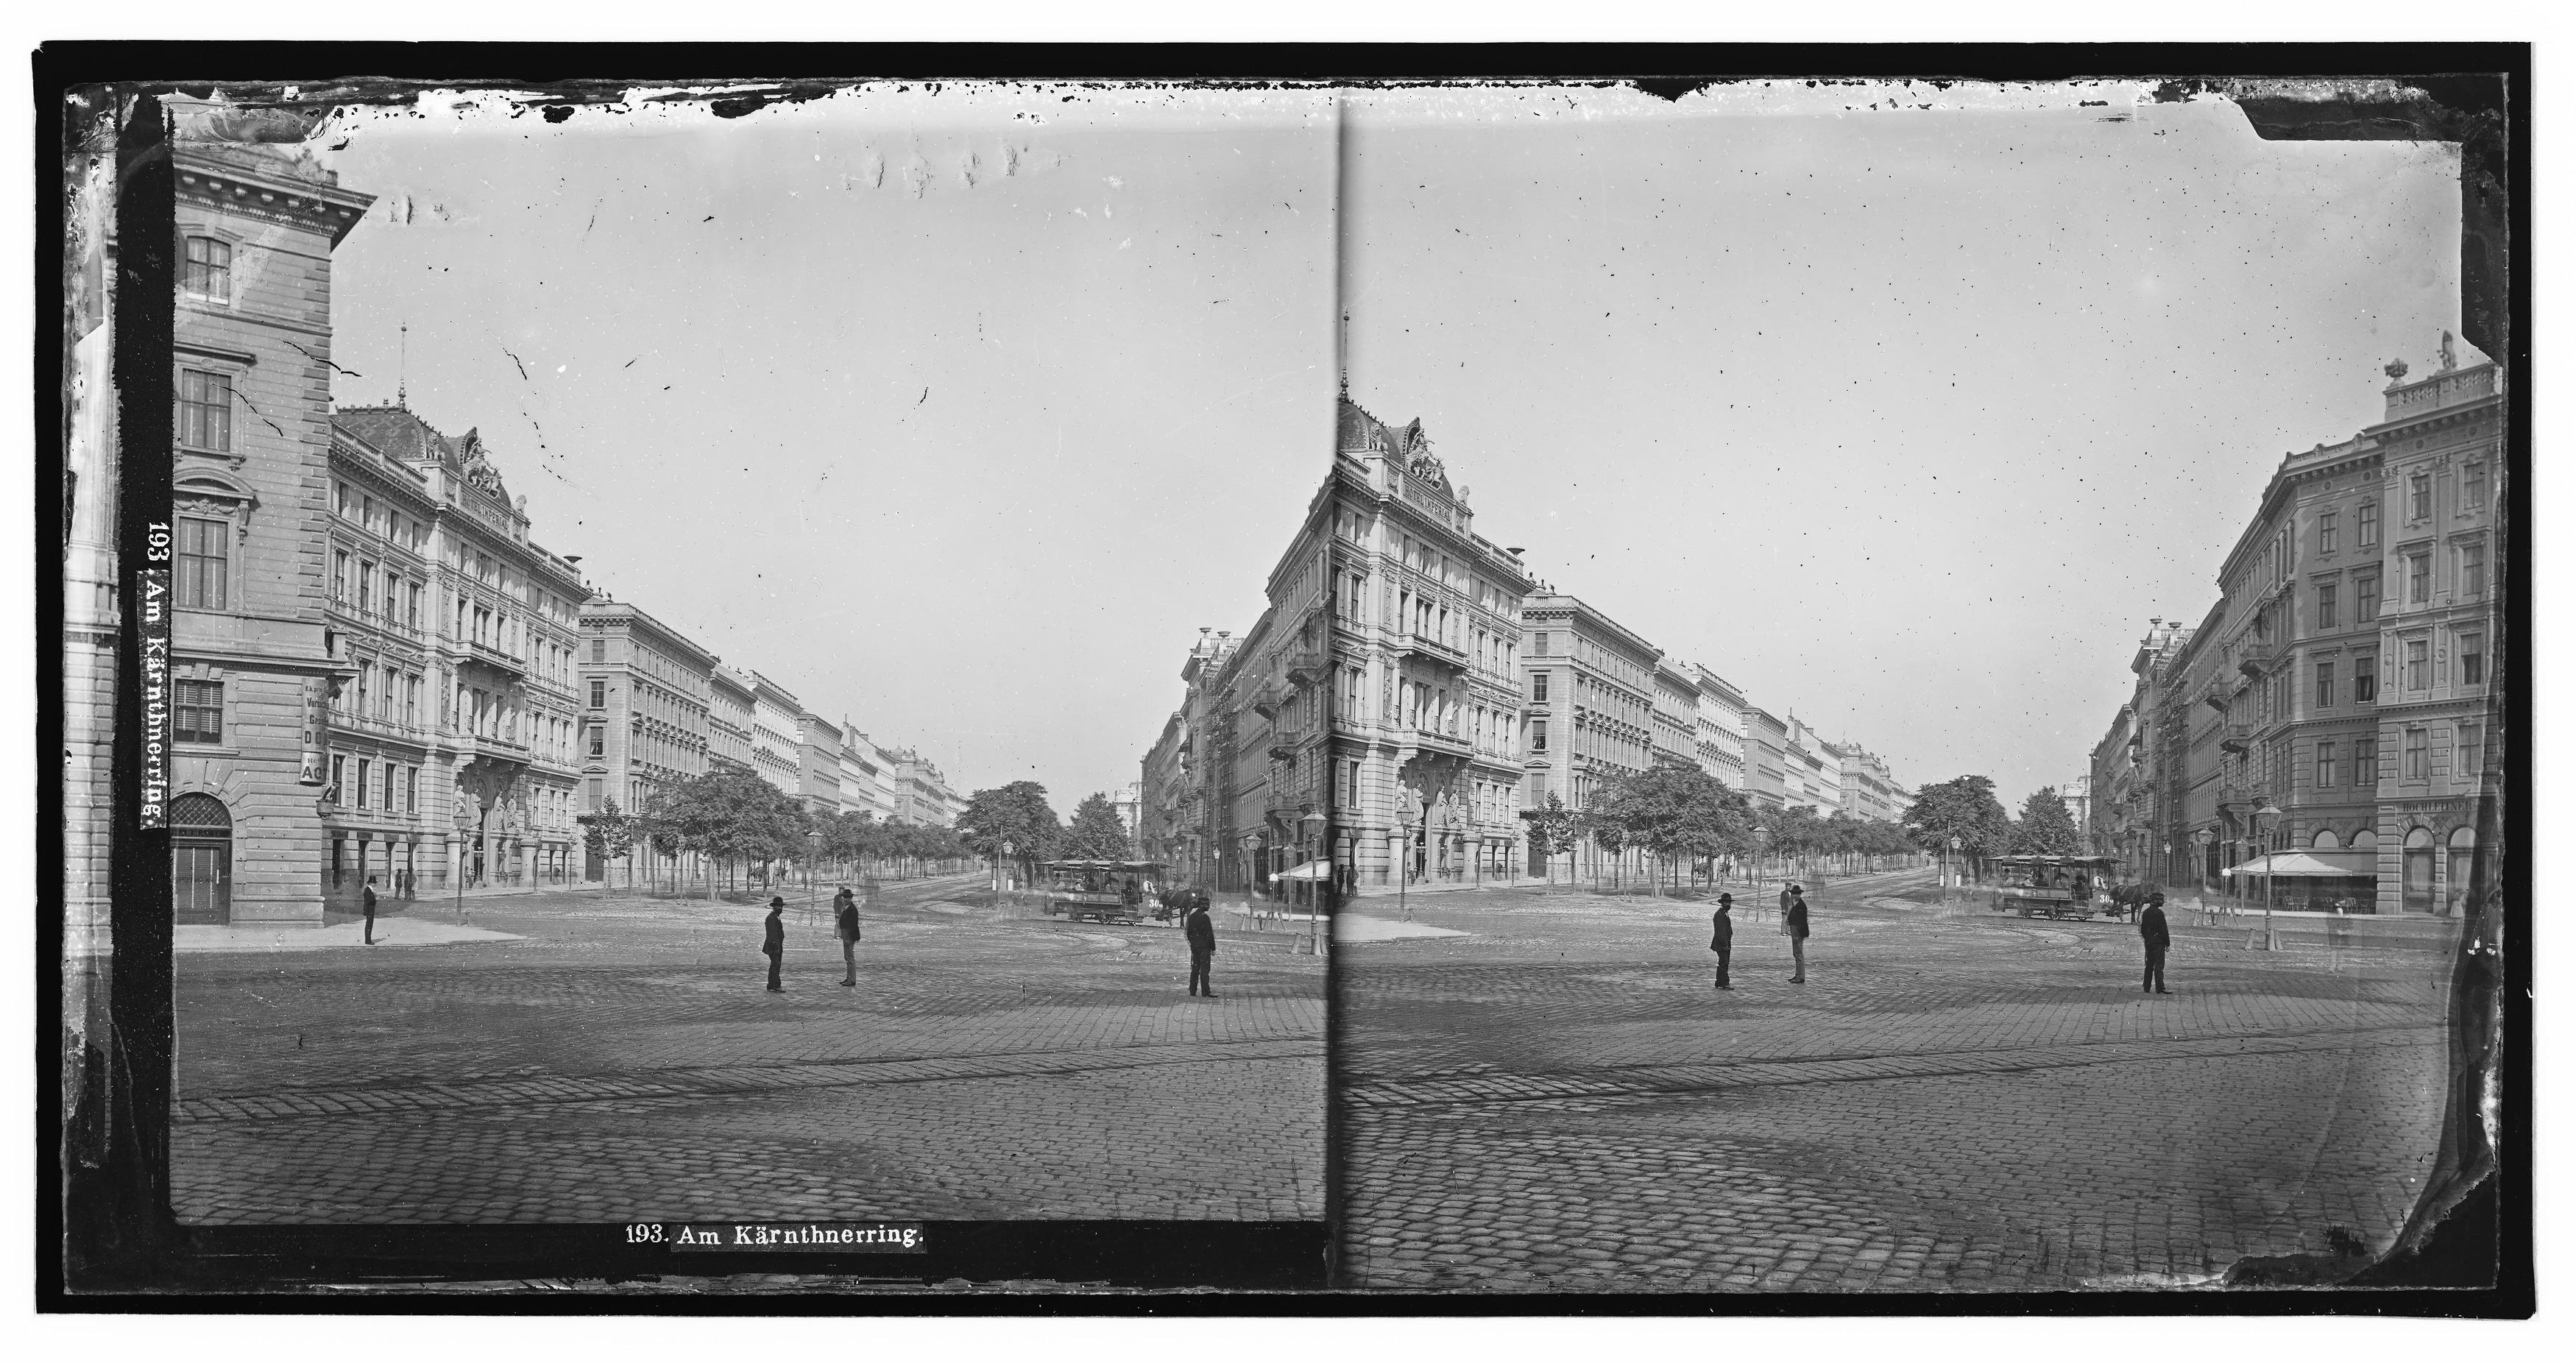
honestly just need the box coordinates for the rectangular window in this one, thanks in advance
[176,369,233,451]
[328,550,350,603]
[183,236,232,301]
[2404,639,2427,690]
[175,515,228,609]
[2317,741,2338,789]
[2357,573,2379,621]
[2405,728,2428,781]
[2463,461,2488,512]
[2318,511,2338,555]
[2315,660,2335,709]
[2409,472,2432,520]
[2408,553,2430,603]
[2359,501,2379,548]
[330,754,346,805]
[1532,672,1549,703]
[2356,735,2377,782]
[590,679,606,709]
[383,762,397,810]
[1532,631,1549,656]
[2458,724,2483,782]
[2461,542,2487,597]
[589,725,606,757]
[175,679,223,743]
[585,777,603,812]
[358,562,375,615]
[406,581,422,628]
[406,766,418,813]
[2355,655,2377,702]
[2317,583,2337,630]
[1530,721,1549,752]
[2460,634,2485,686]
[591,637,606,663]
[404,674,418,728]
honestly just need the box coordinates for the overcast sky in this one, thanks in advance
[314,81,2469,815]
[1341,82,2469,807]
[319,87,1337,813]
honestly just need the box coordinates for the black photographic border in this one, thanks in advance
[37,39,2530,1314]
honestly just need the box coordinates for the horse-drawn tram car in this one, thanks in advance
[1990,854,2123,920]
[1038,860,1172,924]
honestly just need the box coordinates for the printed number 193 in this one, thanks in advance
[626,1224,664,1244]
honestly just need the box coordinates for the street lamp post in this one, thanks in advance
[1751,825,1769,918]
[1299,808,1328,956]
[2254,801,2282,950]
[806,829,824,927]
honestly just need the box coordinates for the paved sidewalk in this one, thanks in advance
[177,921,524,953]
[1335,871,2452,1292]
[173,874,1324,1225]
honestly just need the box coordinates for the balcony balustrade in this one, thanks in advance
[1394,633,1470,673]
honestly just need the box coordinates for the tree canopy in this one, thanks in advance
[1063,791,1134,860]
[1900,775,2016,860]
[2011,785,2087,856]
[958,781,1063,877]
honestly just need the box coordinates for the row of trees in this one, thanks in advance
[955,782,1135,888]
[1523,761,1928,895]
[1897,774,2089,883]
[574,765,975,899]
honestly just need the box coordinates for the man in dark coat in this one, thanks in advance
[834,887,861,987]
[1183,898,1217,997]
[2140,896,2172,994]
[1778,881,1798,923]
[762,896,787,992]
[361,877,381,946]
[1710,893,1735,990]
[1786,888,1811,983]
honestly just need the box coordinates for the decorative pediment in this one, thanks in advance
[174,464,260,539]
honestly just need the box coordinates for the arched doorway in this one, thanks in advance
[2402,827,2435,913]
[2446,827,2477,916]
[171,793,233,924]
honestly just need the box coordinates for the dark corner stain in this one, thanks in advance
[710,96,768,121]
[542,105,576,124]
[1630,77,1719,104]
[2222,1225,2375,1287]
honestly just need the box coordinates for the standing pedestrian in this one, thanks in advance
[762,896,787,992]
[834,885,861,987]
[2140,894,2173,994]
[1184,893,1218,998]
[1786,887,1811,983]
[361,876,381,946]
[1778,880,1798,924]
[1710,893,1735,990]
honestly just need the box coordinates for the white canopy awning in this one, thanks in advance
[2221,850,2377,879]
[1275,859,1335,882]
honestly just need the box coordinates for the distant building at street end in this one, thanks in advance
[708,665,756,773]
[838,725,897,822]
[1651,659,1704,773]
[2060,776,2091,846]
[1829,742,1905,824]
[747,671,804,799]
[1518,590,1664,879]
[1744,707,1790,810]
[886,747,958,827]
[1114,781,1144,846]
[1688,665,1748,787]
[1139,629,1239,881]
[166,139,376,925]
[576,595,715,879]
[796,712,844,815]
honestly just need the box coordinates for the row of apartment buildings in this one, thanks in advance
[1135,392,1911,893]
[2087,344,2502,916]
[137,136,956,926]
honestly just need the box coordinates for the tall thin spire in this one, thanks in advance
[397,322,408,407]
[1339,309,1350,400]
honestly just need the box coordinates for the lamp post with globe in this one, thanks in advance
[2254,801,2283,950]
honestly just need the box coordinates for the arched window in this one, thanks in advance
[2311,829,2342,849]
[2350,829,2377,850]
[2402,826,2436,913]
[169,792,233,830]
[2446,827,2478,916]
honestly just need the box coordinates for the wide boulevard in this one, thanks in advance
[173,875,1324,1225]
[1333,869,2452,1292]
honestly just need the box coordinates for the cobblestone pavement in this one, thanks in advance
[1335,871,2452,1292]
[174,876,1324,1224]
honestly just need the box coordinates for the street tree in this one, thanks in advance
[957,781,1063,885]
[1521,793,1578,885]
[1063,792,1134,860]
[2011,785,2087,857]
[575,799,643,893]
[1900,775,2016,882]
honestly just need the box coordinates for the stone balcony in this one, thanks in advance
[1393,633,1471,674]
[1284,650,1331,687]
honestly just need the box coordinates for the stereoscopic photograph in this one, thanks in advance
[48,55,2523,1304]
